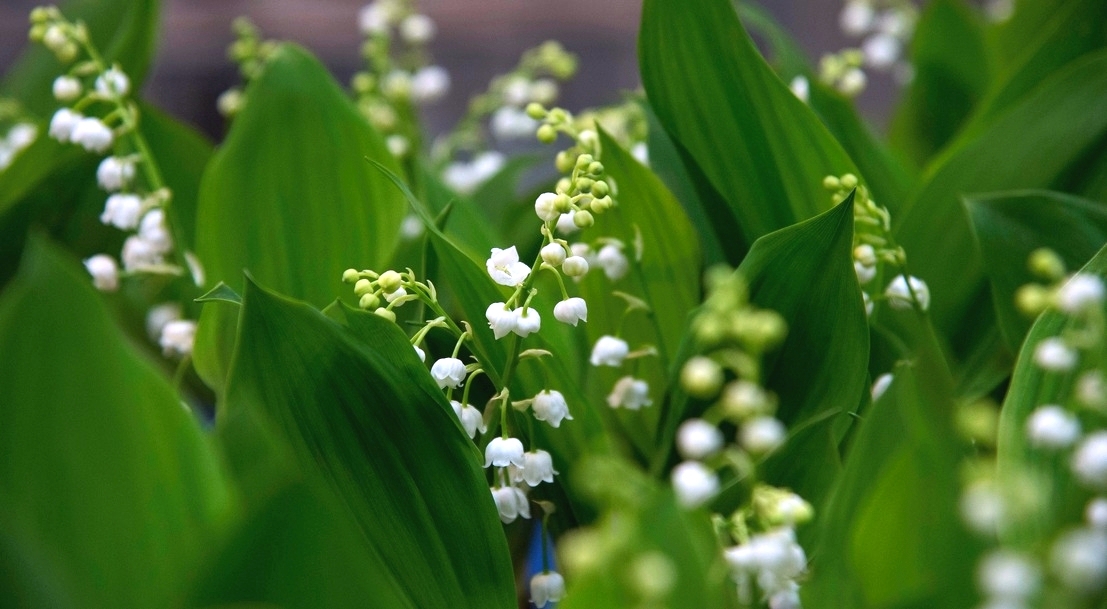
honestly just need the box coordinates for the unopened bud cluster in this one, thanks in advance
[215,18,279,118]
[825,0,920,96]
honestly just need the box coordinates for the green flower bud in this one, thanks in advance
[822,175,841,190]
[573,210,594,228]
[30,7,50,23]
[351,72,374,94]
[840,173,859,189]
[547,108,569,124]
[1028,248,1065,280]
[681,356,724,399]
[629,552,676,599]
[374,307,396,322]
[537,124,558,144]
[525,102,547,119]
[555,151,574,173]
[591,180,609,197]
[378,270,403,293]
[342,268,361,283]
[575,153,594,169]
[28,24,46,42]
[56,42,78,63]
[360,293,381,310]
[354,278,375,296]
[592,196,613,212]
[1015,283,1051,316]
[553,193,573,213]
[587,161,604,176]
[576,177,594,192]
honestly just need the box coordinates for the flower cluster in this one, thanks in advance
[352,0,450,160]
[670,269,811,607]
[216,17,279,118]
[822,0,919,97]
[33,6,198,357]
[961,251,1107,605]
[433,40,577,171]
[823,173,929,315]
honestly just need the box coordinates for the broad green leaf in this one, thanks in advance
[967,190,1107,352]
[219,277,515,609]
[655,199,868,509]
[995,244,1107,546]
[806,312,978,608]
[1,0,161,116]
[640,0,857,252]
[889,0,990,167]
[735,1,915,208]
[894,51,1107,366]
[192,43,405,393]
[0,235,232,608]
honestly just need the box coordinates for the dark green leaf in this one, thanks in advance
[220,277,515,609]
[192,43,405,393]
[967,189,1107,352]
[0,235,232,608]
[196,281,242,305]
[640,0,857,251]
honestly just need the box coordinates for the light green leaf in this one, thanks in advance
[0,235,233,608]
[806,313,979,607]
[889,0,990,167]
[995,244,1107,546]
[894,50,1107,367]
[967,190,1107,352]
[219,277,515,609]
[639,0,857,253]
[192,43,405,394]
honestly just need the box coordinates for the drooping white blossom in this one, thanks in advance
[562,254,589,278]
[52,75,82,101]
[681,356,724,398]
[555,211,579,235]
[977,550,1041,602]
[532,389,572,428]
[722,380,771,418]
[513,450,558,486]
[534,192,560,222]
[490,106,538,141]
[1026,405,1082,449]
[553,297,587,326]
[590,335,629,367]
[450,400,486,439]
[99,193,143,230]
[1057,274,1106,314]
[1034,337,1078,372]
[513,308,541,338]
[1072,432,1107,489]
[885,274,930,311]
[741,416,787,454]
[83,254,119,292]
[839,1,875,36]
[788,75,809,103]
[121,235,163,271]
[138,208,172,252]
[430,357,467,389]
[540,242,566,266]
[442,151,504,195]
[530,571,566,608]
[677,418,724,460]
[48,108,82,142]
[1049,527,1107,593]
[491,485,530,523]
[485,436,526,469]
[671,460,718,508]
[486,246,531,287]
[94,67,131,99]
[606,376,652,410]
[1087,497,1107,530]
[96,156,135,192]
[159,319,197,357]
[862,33,901,69]
[399,13,436,44]
[145,302,182,341]
[413,344,425,362]
[70,117,114,153]
[596,243,629,281]
[485,302,517,340]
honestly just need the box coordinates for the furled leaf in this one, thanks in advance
[219,277,515,609]
[640,0,857,254]
[192,43,405,393]
[889,0,990,167]
[967,190,1107,352]
[0,235,232,608]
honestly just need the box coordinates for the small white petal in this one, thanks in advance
[590,335,629,367]
[532,390,572,428]
[671,461,718,508]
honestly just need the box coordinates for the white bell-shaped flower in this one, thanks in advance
[1087,498,1107,529]
[590,335,629,367]
[430,357,467,389]
[1026,405,1082,449]
[1057,274,1106,314]
[677,419,724,460]
[597,243,629,281]
[399,13,436,44]
[977,550,1041,601]
[1034,337,1077,372]
[490,485,531,524]
[788,75,809,103]
[70,117,114,153]
[606,376,652,410]
[556,211,580,235]
[840,0,875,35]
[540,242,566,266]
[121,235,163,271]
[534,192,560,222]
[532,390,572,428]
[411,65,450,104]
[553,297,587,326]
[146,302,182,341]
[52,76,82,102]
[485,302,517,339]
[450,400,486,439]
[486,246,531,287]
[413,344,425,362]
[100,193,143,230]
[83,254,119,292]
[514,450,557,486]
[1049,527,1107,593]
[741,417,787,454]
[159,319,197,357]
[513,308,541,337]
[671,460,718,508]
[1072,432,1107,489]
[884,274,930,311]
[48,108,82,142]
[138,209,172,252]
[562,255,589,277]
[530,571,566,608]
[94,67,131,98]
[96,156,134,192]
[484,436,525,468]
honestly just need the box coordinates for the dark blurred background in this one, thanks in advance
[0,0,896,141]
